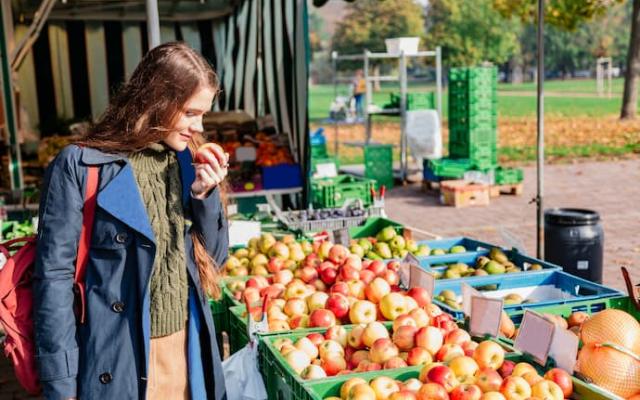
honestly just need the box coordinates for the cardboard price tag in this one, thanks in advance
[399,252,419,289]
[514,310,555,365]
[409,265,435,297]
[462,283,484,317]
[332,228,351,247]
[549,325,579,373]
[469,296,503,338]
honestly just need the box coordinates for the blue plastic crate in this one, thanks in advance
[433,270,623,320]
[414,236,498,256]
[262,164,303,189]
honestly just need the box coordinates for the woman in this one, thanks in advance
[33,42,228,400]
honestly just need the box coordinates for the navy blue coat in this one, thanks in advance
[33,145,228,400]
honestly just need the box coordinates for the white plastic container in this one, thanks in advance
[384,37,420,55]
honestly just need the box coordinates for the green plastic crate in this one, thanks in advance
[209,297,228,355]
[364,144,394,189]
[311,175,376,208]
[228,305,250,354]
[388,92,435,110]
[495,166,524,185]
[348,217,404,239]
[311,143,328,159]
[302,352,615,400]
[426,158,473,179]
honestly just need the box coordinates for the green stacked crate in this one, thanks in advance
[364,144,394,189]
[448,67,498,169]
[310,144,328,159]
[388,92,435,110]
[426,158,473,179]
[494,166,524,185]
[311,174,376,208]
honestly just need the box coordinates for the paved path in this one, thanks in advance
[386,158,640,292]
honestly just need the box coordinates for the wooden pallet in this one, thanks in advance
[490,183,524,197]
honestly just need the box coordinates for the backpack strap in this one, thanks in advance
[73,166,99,324]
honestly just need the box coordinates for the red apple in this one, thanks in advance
[299,266,318,283]
[406,347,433,366]
[462,341,478,357]
[543,368,573,398]
[369,338,400,364]
[450,384,482,400]
[318,339,345,360]
[328,244,350,265]
[300,364,327,380]
[246,276,269,289]
[417,383,449,400]
[267,257,285,273]
[349,300,377,324]
[260,284,284,300]
[387,260,401,272]
[393,314,419,332]
[324,325,348,347]
[436,344,465,363]
[343,254,363,270]
[499,360,515,378]
[349,349,369,369]
[390,390,417,400]
[273,269,294,285]
[321,353,347,376]
[449,356,480,384]
[409,308,431,328]
[500,376,531,400]
[362,321,390,348]
[473,341,505,370]
[432,314,457,335]
[382,269,400,286]
[309,309,337,328]
[320,268,338,285]
[392,325,418,351]
[330,282,350,296]
[306,332,325,347]
[284,297,308,317]
[384,356,408,370]
[326,293,350,319]
[445,329,472,346]
[288,315,310,329]
[365,277,392,304]
[356,359,382,372]
[426,365,459,392]
[408,287,432,308]
[347,279,366,300]
[475,368,504,393]
[415,326,444,356]
[347,324,366,349]
[370,376,401,399]
[319,260,336,271]
[359,269,376,284]
[340,265,361,281]
[367,260,387,276]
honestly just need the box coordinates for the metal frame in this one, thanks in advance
[330,47,443,182]
[596,57,613,98]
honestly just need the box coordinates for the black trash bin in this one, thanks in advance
[544,208,604,283]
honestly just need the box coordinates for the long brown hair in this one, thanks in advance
[80,42,223,299]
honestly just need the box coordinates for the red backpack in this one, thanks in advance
[0,166,98,395]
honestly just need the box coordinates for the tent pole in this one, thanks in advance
[536,0,545,259]
[146,0,161,49]
[0,1,24,191]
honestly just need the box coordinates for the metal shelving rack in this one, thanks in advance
[330,47,443,181]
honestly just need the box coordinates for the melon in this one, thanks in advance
[577,342,640,398]
[580,309,640,354]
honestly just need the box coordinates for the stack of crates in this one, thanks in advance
[448,67,498,170]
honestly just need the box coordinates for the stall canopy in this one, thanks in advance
[2,0,309,192]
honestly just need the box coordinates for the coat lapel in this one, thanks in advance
[97,163,156,243]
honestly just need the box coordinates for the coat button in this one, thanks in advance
[111,301,125,313]
[115,232,128,243]
[99,372,112,384]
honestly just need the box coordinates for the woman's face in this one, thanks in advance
[163,86,216,152]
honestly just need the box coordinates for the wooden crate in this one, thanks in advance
[490,183,524,198]
[440,180,490,208]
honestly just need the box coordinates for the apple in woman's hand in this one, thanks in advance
[195,143,227,166]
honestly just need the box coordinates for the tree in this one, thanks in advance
[492,0,639,119]
[621,0,640,119]
[426,0,522,67]
[331,0,425,55]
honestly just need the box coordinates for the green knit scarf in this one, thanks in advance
[129,143,188,337]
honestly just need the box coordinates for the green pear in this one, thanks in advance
[301,241,314,255]
[374,242,393,259]
[529,263,543,271]
[444,269,461,279]
[489,248,509,264]
[349,244,365,258]
[503,293,523,305]
[234,248,249,259]
[474,269,489,276]
[406,240,418,253]
[389,235,406,251]
[258,233,277,254]
[440,290,457,302]
[358,238,373,253]
[414,244,431,257]
[376,226,397,242]
[431,248,447,256]
[484,261,506,275]
[366,251,382,260]
[476,256,491,268]
[449,245,467,254]
[399,249,409,258]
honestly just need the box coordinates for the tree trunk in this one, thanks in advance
[621,0,640,119]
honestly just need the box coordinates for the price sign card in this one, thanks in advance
[469,296,503,338]
[399,252,420,289]
[514,310,555,365]
[332,228,351,247]
[462,283,484,316]
[549,326,579,373]
[409,265,435,297]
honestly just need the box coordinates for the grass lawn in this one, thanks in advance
[308,78,630,122]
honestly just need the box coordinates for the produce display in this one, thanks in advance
[350,226,428,260]
[430,248,542,280]
[435,290,532,311]
[323,357,574,400]
[270,313,492,378]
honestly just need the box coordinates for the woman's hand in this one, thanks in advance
[191,146,228,199]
